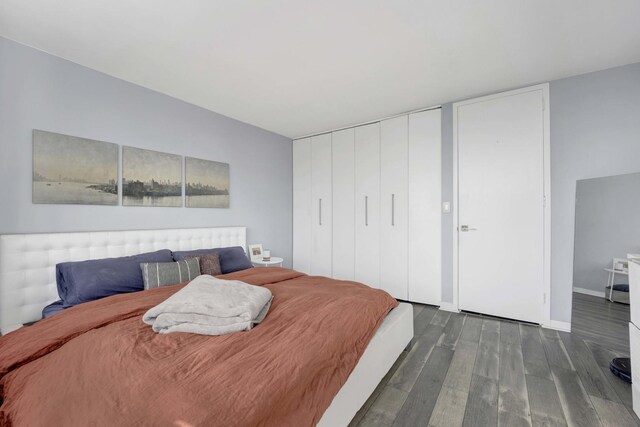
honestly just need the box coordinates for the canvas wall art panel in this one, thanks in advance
[32,130,118,205]
[122,147,182,207]
[185,157,230,208]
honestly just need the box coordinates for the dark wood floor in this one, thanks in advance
[349,293,638,427]
[571,292,630,354]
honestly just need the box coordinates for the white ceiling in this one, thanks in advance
[1,1,639,138]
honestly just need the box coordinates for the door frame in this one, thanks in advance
[452,83,551,327]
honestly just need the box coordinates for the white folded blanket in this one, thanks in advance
[143,275,273,335]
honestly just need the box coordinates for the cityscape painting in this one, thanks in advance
[185,157,230,208]
[122,147,182,207]
[32,130,118,205]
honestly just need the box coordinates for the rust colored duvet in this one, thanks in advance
[0,268,397,427]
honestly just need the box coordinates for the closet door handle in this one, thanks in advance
[365,196,368,226]
[391,194,395,226]
[319,198,322,226]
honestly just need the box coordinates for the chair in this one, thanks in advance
[604,258,630,303]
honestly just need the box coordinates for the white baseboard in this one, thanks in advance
[438,302,459,313]
[544,320,571,333]
[437,302,570,332]
[573,287,605,298]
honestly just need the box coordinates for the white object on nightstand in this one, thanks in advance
[252,257,284,267]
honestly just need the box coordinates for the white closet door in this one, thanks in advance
[310,133,332,277]
[332,128,355,280]
[293,138,312,273]
[380,116,409,300]
[354,123,380,288]
[408,109,442,304]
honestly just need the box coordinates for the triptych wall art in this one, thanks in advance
[122,147,183,207]
[185,157,230,208]
[32,130,119,205]
[32,130,230,208]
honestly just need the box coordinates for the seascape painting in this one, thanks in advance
[185,157,230,208]
[32,130,118,205]
[122,147,182,207]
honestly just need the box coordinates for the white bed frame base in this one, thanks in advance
[0,226,414,427]
[319,302,413,426]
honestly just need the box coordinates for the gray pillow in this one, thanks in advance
[140,258,201,290]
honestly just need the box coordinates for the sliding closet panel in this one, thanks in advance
[293,138,312,274]
[310,133,332,277]
[380,116,409,300]
[331,128,355,280]
[408,109,442,304]
[354,123,380,288]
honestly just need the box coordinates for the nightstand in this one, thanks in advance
[252,257,284,267]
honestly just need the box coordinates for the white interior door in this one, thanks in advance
[332,128,355,280]
[355,123,380,288]
[293,138,312,273]
[380,117,408,299]
[310,133,332,277]
[408,109,441,305]
[457,89,545,323]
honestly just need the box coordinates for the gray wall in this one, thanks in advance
[573,173,640,293]
[0,37,293,264]
[550,63,640,322]
[440,62,640,324]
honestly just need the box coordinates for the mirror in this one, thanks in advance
[571,171,640,353]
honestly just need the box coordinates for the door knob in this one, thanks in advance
[460,225,477,232]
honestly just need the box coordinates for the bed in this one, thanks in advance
[0,227,413,426]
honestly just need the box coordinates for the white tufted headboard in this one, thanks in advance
[0,226,246,335]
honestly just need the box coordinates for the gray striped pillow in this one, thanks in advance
[140,258,201,290]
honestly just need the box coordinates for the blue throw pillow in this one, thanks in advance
[42,300,65,318]
[172,246,252,274]
[56,249,173,308]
